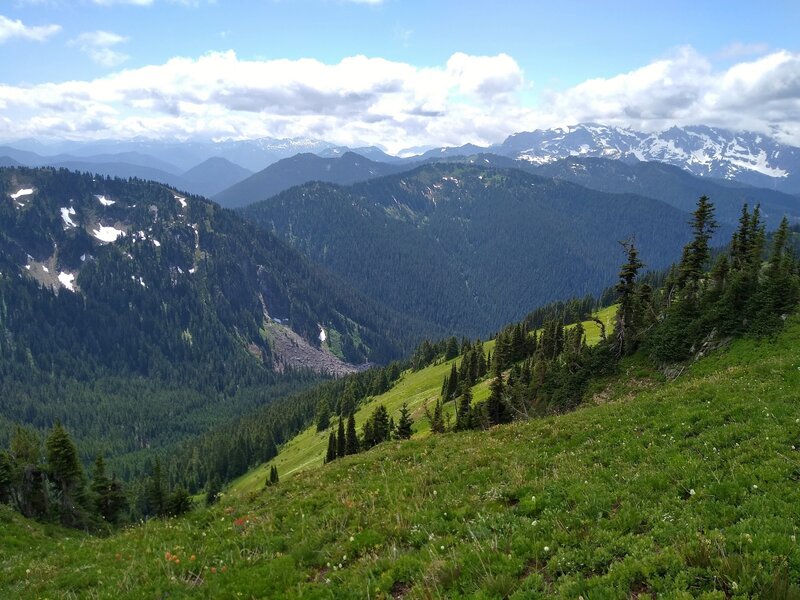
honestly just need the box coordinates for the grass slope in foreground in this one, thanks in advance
[3,316,800,598]
[232,306,617,492]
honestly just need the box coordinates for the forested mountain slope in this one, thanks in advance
[241,163,705,336]
[0,167,434,466]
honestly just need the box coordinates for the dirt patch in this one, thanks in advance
[390,580,412,598]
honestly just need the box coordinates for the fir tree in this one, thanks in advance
[205,475,221,506]
[166,486,192,517]
[0,451,12,505]
[677,195,718,302]
[90,455,126,524]
[325,431,337,463]
[345,414,359,455]
[46,423,88,527]
[315,398,331,432]
[396,403,414,439]
[455,381,473,431]
[269,465,279,485]
[445,362,459,401]
[487,365,511,426]
[146,458,167,517]
[430,399,445,433]
[613,239,644,357]
[336,417,346,458]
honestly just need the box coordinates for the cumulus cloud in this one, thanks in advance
[1,47,799,151]
[533,46,800,143]
[72,30,129,67]
[0,14,60,43]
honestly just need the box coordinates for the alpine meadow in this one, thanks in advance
[2,2,800,598]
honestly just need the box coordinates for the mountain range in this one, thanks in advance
[241,162,706,336]
[5,123,800,201]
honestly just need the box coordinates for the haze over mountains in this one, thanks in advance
[4,124,800,212]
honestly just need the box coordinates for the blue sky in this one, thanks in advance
[1,0,799,150]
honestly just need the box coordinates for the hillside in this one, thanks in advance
[528,156,800,228]
[3,315,799,598]
[214,151,409,209]
[230,305,618,492]
[241,162,705,336]
[0,167,435,469]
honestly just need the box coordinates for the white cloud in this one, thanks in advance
[0,47,799,151]
[0,14,60,43]
[72,30,129,67]
[533,46,800,143]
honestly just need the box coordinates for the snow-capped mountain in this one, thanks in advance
[495,124,800,193]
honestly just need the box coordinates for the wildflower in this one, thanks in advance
[211,567,217,574]
[440,545,445,550]
[221,566,228,573]
[349,536,354,542]
[165,552,172,560]
[752,484,758,490]
[190,555,196,562]
[544,546,550,552]
[689,489,696,496]
[25,569,31,575]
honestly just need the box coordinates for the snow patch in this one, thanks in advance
[60,207,77,228]
[96,195,115,206]
[174,195,187,209]
[319,327,327,343]
[152,239,161,247]
[58,272,75,292]
[9,188,33,200]
[92,226,126,243]
[42,265,49,273]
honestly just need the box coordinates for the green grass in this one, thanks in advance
[232,305,618,493]
[3,316,800,598]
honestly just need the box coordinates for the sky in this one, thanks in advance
[1,0,799,153]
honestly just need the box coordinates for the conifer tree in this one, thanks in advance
[444,336,459,360]
[166,486,192,516]
[90,455,125,523]
[677,195,718,302]
[205,475,221,506]
[146,458,167,517]
[46,423,88,527]
[345,414,359,455]
[430,399,445,433]
[487,365,510,426]
[336,417,346,458]
[9,427,47,519]
[370,405,391,445]
[396,403,414,439]
[268,465,279,486]
[0,451,12,505]
[455,381,473,431]
[325,431,337,463]
[613,239,644,357]
[445,362,459,401]
[315,398,331,432]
